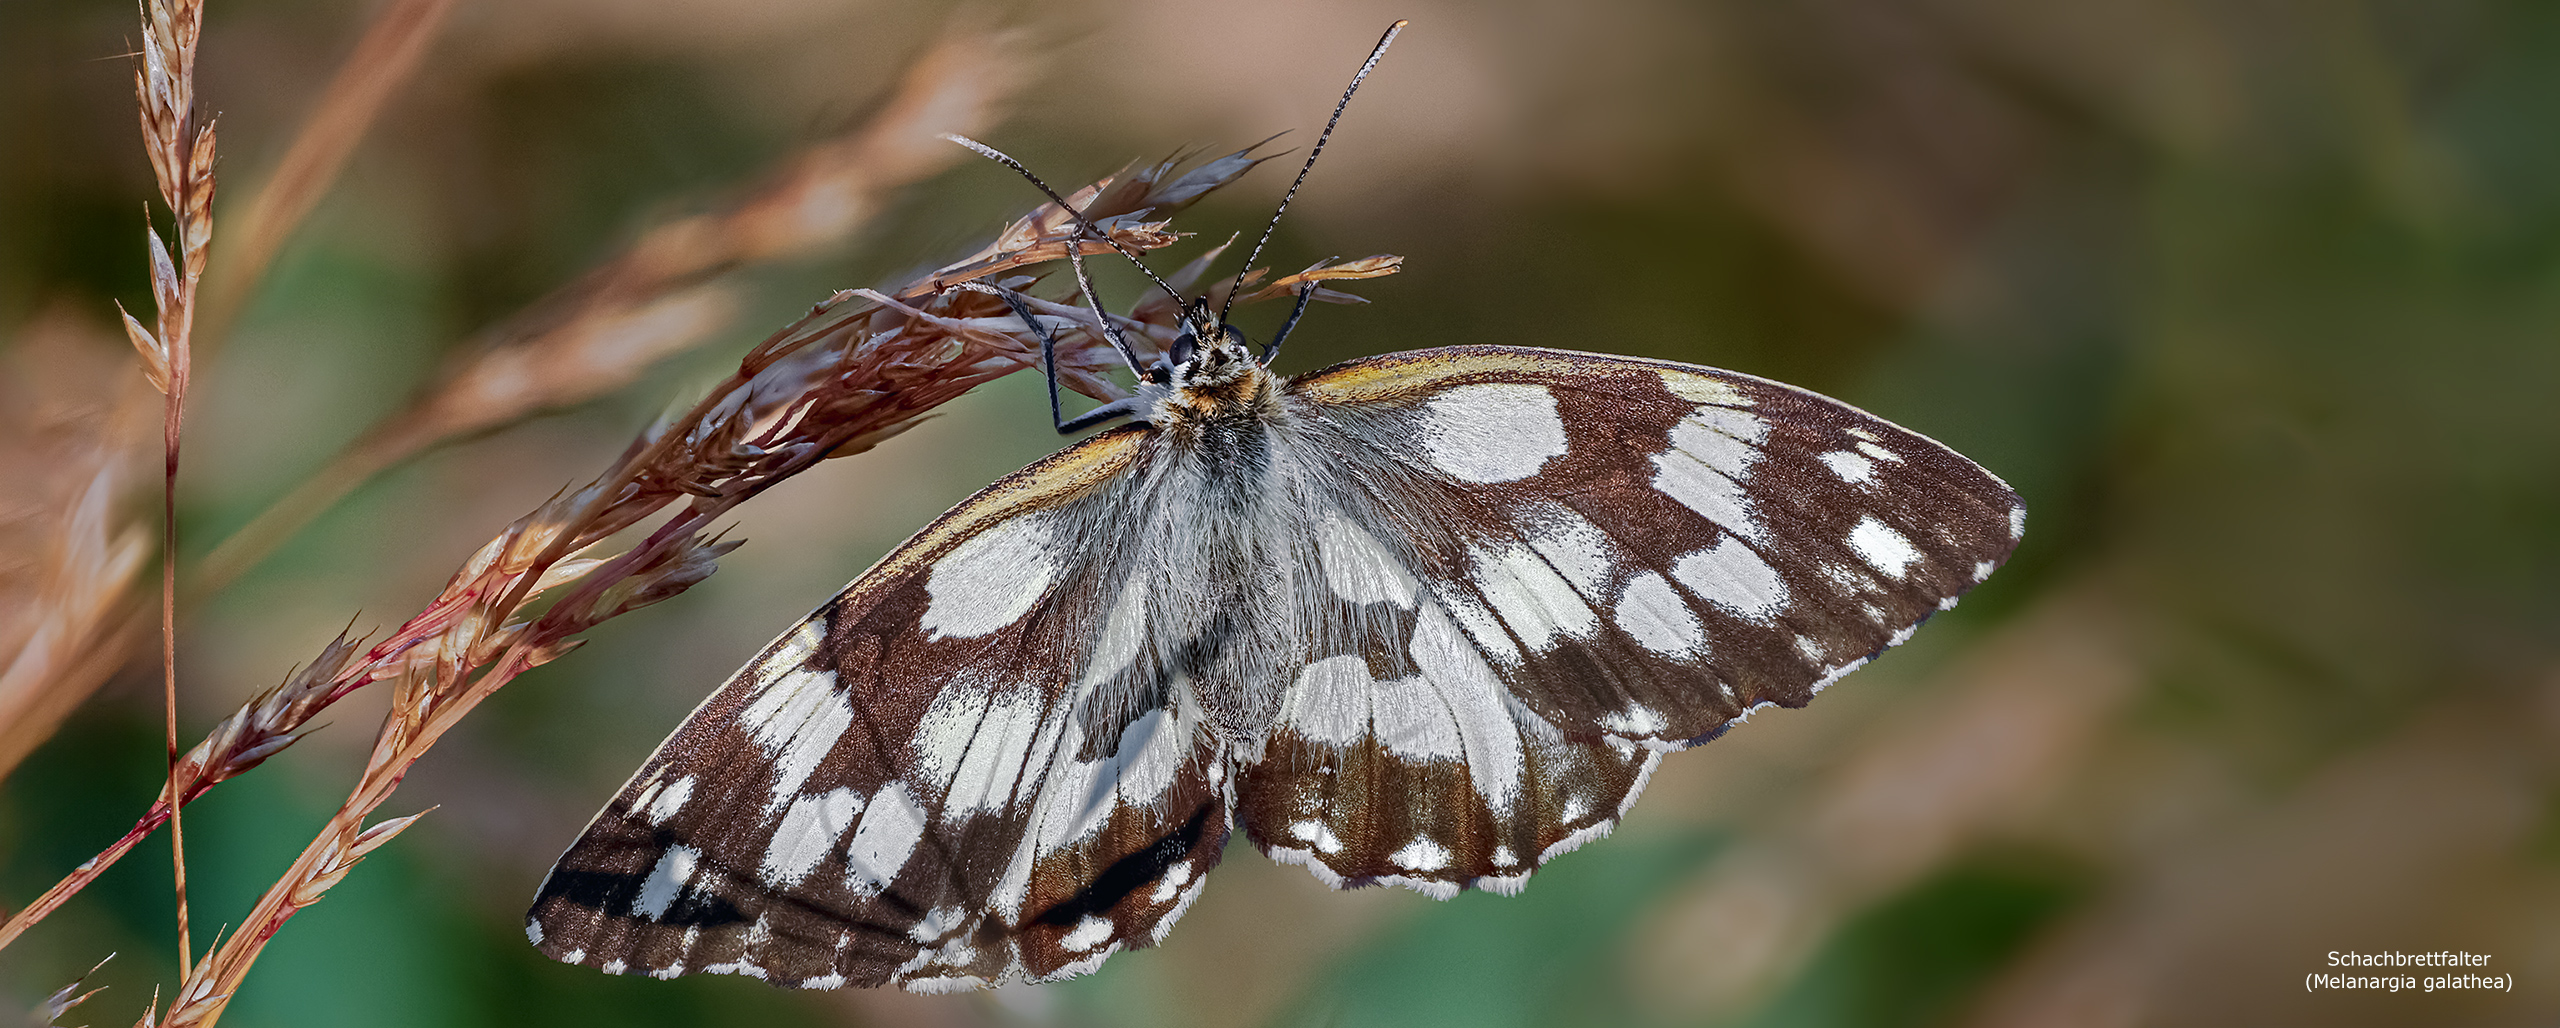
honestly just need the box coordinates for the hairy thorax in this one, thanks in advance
[1135,341,1300,742]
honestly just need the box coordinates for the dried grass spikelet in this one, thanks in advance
[124,0,216,399]
[0,308,160,783]
[5,129,1399,1023]
[194,23,1036,593]
[32,954,114,1027]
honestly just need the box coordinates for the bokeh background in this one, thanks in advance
[5,0,2559,1025]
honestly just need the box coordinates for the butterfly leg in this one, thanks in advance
[964,282,1083,433]
[961,280,1153,434]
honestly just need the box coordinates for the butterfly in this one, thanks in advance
[526,22,2023,992]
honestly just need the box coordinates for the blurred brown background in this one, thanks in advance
[4,0,2558,1025]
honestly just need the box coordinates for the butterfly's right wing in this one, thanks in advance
[1239,345,2023,896]
[528,426,1229,992]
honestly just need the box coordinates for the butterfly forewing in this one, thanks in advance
[529,429,1234,990]
[1296,346,2022,724]
[1235,346,2023,894]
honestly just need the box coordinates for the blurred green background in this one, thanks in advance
[4,0,2558,1025]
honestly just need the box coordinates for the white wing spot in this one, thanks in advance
[1441,592,1522,667]
[1855,439,1902,463]
[1080,576,1148,688]
[1416,383,1567,483]
[845,782,926,896]
[913,687,991,798]
[1391,838,1453,872]
[1973,559,1997,582]
[1559,793,1590,825]
[1409,605,1529,814]
[1672,537,1790,623]
[1847,517,1922,580]
[1283,656,1375,748]
[1367,674,1474,767]
[1669,406,1768,479]
[761,787,863,887]
[1470,542,1599,651]
[1614,570,1705,657]
[1599,704,1668,736]
[1062,915,1115,953]
[907,906,965,945]
[1818,450,1876,483]
[2010,505,2028,540]
[1112,707,1189,807]
[921,514,1057,640]
[1278,819,1344,854]
[1318,511,1419,607]
[1659,369,1752,407]
[1517,501,1620,598]
[1492,845,1519,867]
[1373,673,1473,763]
[634,845,700,921]
[1652,448,1762,543]
[939,688,1044,819]
[741,668,851,811]
[642,775,695,826]
[1150,860,1195,904]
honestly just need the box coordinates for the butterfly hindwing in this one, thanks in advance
[528,428,1233,990]
[1236,345,2023,894]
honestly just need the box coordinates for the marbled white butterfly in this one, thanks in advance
[528,21,2024,991]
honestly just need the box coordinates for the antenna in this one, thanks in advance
[943,134,1187,309]
[1217,20,1407,327]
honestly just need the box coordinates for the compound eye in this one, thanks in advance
[1169,329,1198,366]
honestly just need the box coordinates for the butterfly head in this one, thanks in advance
[1152,299,1235,371]
[1150,298,1260,386]
[1127,297,1270,425]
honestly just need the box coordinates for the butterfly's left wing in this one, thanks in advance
[1239,345,2023,895]
[528,427,1234,991]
